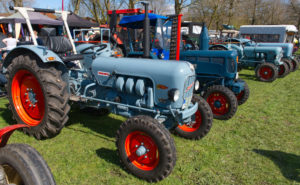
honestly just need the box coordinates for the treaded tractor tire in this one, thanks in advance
[235,79,250,105]
[116,115,176,182]
[255,63,278,82]
[5,54,70,140]
[283,59,293,72]
[277,62,289,78]
[174,95,213,140]
[0,143,56,185]
[203,85,238,120]
[291,58,299,71]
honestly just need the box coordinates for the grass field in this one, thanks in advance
[0,69,299,185]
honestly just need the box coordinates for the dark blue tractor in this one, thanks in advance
[3,6,213,182]
[117,12,249,120]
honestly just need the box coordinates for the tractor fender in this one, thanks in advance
[0,124,29,147]
[209,44,229,50]
[3,45,65,70]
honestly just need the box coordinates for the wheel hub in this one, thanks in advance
[207,92,229,116]
[214,100,222,108]
[135,145,147,157]
[125,131,159,170]
[12,69,45,126]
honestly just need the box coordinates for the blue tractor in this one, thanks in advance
[3,6,213,182]
[225,38,299,72]
[210,39,287,82]
[117,11,249,120]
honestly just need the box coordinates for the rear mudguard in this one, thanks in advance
[0,124,29,147]
[3,45,65,70]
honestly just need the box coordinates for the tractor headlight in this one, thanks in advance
[168,88,180,102]
[194,80,200,91]
[159,53,164,59]
[187,62,195,71]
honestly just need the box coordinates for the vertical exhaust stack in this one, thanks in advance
[141,1,150,58]
[199,23,209,51]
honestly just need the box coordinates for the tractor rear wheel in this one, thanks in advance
[291,59,299,71]
[203,85,238,120]
[235,79,250,105]
[174,95,213,139]
[255,63,278,82]
[0,144,56,185]
[116,115,176,182]
[278,62,289,78]
[6,54,70,139]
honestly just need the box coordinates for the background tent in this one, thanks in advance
[57,13,99,28]
[0,11,63,25]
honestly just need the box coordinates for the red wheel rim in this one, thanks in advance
[11,70,45,126]
[278,65,285,76]
[236,90,244,101]
[259,66,273,80]
[178,110,202,132]
[207,92,229,116]
[125,131,159,171]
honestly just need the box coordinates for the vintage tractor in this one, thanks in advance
[210,39,286,82]
[230,38,299,72]
[0,124,56,185]
[117,9,249,120]
[3,6,213,182]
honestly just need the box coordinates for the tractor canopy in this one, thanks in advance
[119,13,167,29]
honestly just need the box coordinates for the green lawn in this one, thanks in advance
[0,69,299,185]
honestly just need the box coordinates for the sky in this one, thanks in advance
[33,0,70,10]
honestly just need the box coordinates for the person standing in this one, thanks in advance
[1,32,18,59]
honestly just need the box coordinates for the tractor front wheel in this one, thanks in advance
[255,63,278,82]
[235,79,250,105]
[283,59,293,72]
[278,62,289,78]
[6,54,70,139]
[174,95,213,139]
[116,115,176,182]
[0,144,56,185]
[203,85,238,120]
[291,59,299,71]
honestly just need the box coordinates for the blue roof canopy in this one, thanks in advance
[119,13,167,29]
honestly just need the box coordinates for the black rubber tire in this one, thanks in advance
[277,62,289,78]
[203,85,238,120]
[174,95,213,140]
[291,58,299,71]
[0,143,56,185]
[5,54,70,140]
[116,115,176,182]
[235,79,250,105]
[283,59,293,72]
[255,63,278,82]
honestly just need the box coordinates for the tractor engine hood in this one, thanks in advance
[244,46,283,57]
[90,57,196,108]
[255,43,293,58]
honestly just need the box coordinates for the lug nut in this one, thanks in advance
[135,145,138,148]
[141,142,144,145]
[33,105,36,107]
[144,156,147,158]
[24,93,27,95]
[26,100,29,102]
[29,104,32,107]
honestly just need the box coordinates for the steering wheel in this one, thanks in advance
[95,44,108,53]
[80,45,98,54]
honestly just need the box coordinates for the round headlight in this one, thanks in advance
[194,80,200,91]
[168,89,180,102]
[159,53,165,59]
